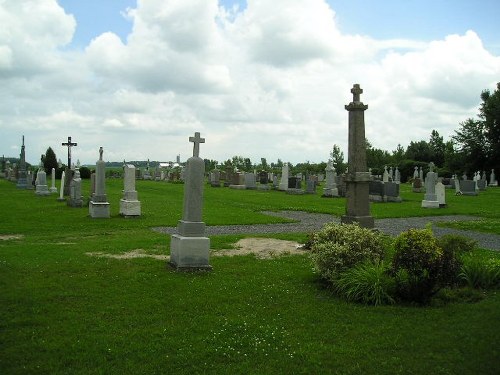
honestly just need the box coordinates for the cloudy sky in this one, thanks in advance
[1,0,499,166]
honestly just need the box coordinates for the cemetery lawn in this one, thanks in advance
[1,179,499,374]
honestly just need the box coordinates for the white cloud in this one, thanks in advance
[0,0,499,167]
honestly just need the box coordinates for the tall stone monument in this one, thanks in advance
[341,84,374,228]
[16,136,28,189]
[120,164,141,217]
[89,147,110,218]
[169,132,211,270]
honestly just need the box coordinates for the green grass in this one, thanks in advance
[1,178,500,374]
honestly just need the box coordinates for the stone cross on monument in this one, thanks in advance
[340,84,374,228]
[61,136,77,168]
[189,132,205,158]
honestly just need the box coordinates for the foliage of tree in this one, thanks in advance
[42,147,58,174]
[428,130,446,167]
[453,83,500,173]
[330,144,346,173]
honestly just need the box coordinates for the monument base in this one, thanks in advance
[258,185,270,190]
[89,201,110,218]
[67,198,83,207]
[35,186,50,195]
[229,184,246,190]
[49,187,58,193]
[286,188,304,195]
[169,234,211,271]
[119,199,141,217]
[341,215,375,229]
[421,200,439,208]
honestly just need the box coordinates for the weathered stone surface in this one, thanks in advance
[120,164,141,217]
[89,147,110,218]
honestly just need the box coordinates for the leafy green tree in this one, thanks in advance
[453,118,488,173]
[43,147,58,174]
[392,144,405,164]
[405,140,432,163]
[330,144,346,173]
[429,130,445,167]
[479,83,500,172]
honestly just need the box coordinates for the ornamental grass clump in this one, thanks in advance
[310,223,385,283]
[335,261,396,306]
[459,256,500,289]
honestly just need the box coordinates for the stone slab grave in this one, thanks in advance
[459,180,478,196]
[369,180,385,202]
[258,171,270,190]
[244,172,257,190]
[278,163,289,191]
[229,172,245,190]
[385,181,402,202]
[120,164,141,217]
[89,147,110,218]
[286,176,304,195]
[169,132,211,271]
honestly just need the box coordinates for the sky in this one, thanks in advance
[1,0,499,166]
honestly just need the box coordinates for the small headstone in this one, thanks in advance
[210,170,221,187]
[394,167,401,184]
[244,172,257,190]
[490,169,498,187]
[412,178,423,193]
[436,182,446,207]
[322,161,339,197]
[305,178,316,194]
[35,164,50,196]
[382,166,389,183]
[67,168,83,207]
[421,162,439,208]
[57,170,66,201]
[120,164,141,217]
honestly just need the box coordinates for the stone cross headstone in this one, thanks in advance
[89,147,110,218]
[170,132,211,270]
[422,162,439,208]
[341,84,374,228]
[120,164,141,217]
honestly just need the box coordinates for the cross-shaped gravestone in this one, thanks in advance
[351,84,363,102]
[189,132,205,158]
[62,136,77,168]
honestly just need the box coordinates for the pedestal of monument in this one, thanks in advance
[341,172,374,228]
[119,191,141,216]
[89,199,110,218]
[170,221,211,270]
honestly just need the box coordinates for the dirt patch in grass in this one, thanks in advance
[86,238,305,261]
[214,237,305,259]
[0,234,24,241]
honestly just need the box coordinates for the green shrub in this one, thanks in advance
[459,255,500,289]
[79,166,91,179]
[335,261,396,306]
[392,228,443,303]
[310,223,384,282]
[437,234,477,287]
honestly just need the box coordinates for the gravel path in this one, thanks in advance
[152,211,500,251]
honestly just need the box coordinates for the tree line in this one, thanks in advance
[31,83,498,182]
